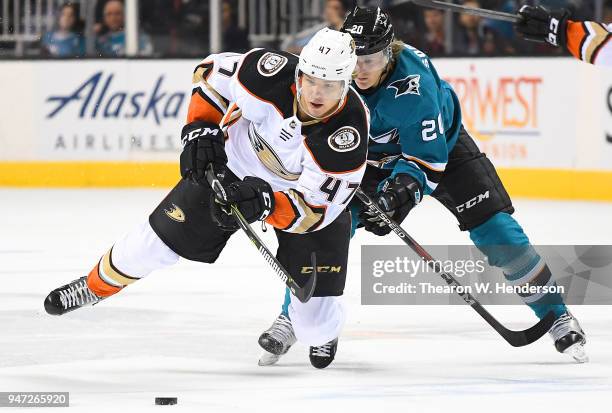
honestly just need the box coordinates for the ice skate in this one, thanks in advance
[549,311,588,363]
[309,338,338,369]
[258,314,297,366]
[44,276,101,316]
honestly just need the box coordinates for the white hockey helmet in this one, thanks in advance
[296,28,357,114]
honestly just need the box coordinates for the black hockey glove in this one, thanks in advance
[360,174,422,236]
[515,5,569,48]
[210,176,275,231]
[179,121,227,185]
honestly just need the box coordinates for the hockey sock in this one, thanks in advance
[281,287,291,317]
[86,221,180,297]
[349,203,361,238]
[87,247,136,297]
[470,212,567,319]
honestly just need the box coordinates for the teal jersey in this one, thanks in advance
[360,44,462,195]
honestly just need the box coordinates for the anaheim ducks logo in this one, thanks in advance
[164,203,185,223]
[248,123,301,181]
[257,52,288,77]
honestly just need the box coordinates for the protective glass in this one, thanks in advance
[354,49,389,74]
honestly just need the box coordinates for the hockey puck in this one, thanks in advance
[155,397,177,405]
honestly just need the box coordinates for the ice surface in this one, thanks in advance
[1,189,611,412]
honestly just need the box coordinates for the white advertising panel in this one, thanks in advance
[434,58,580,169]
[0,60,195,161]
[0,58,610,172]
[599,68,612,170]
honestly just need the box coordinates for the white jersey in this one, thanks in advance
[566,20,611,67]
[187,48,369,233]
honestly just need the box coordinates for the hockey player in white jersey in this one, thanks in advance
[43,28,370,368]
[516,5,611,67]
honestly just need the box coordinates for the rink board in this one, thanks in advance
[0,57,611,200]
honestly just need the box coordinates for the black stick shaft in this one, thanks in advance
[356,188,554,347]
[410,0,520,22]
[206,166,317,303]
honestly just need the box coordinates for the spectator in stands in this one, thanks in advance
[281,0,351,53]
[95,0,153,56]
[481,0,516,40]
[322,0,351,31]
[452,0,512,55]
[222,0,250,52]
[387,2,421,48]
[134,0,207,57]
[41,3,85,57]
[604,3,612,22]
[420,8,447,56]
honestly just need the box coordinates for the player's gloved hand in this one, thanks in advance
[210,176,275,231]
[179,121,227,185]
[360,174,421,236]
[515,5,569,48]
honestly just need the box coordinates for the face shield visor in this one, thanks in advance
[296,72,349,119]
[353,48,391,76]
[297,73,348,102]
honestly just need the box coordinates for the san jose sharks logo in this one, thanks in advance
[387,74,421,98]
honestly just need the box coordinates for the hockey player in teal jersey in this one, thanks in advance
[258,6,588,368]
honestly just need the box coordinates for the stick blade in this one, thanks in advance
[502,311,556,347]
[474,304,556,347]
[293,252,318,303]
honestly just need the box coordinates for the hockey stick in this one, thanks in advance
[356,188,555,347]
[205,165,317,303]
[409,0,520,23]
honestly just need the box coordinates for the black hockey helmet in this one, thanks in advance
[341,6,394,56]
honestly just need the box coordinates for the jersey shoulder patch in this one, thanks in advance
[387,74,421,98]
[382,59,442,125]
[388,49,437,100]
[237,49,297,118]
[303,89,369,174]
[256,51,290,76]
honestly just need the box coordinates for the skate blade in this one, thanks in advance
[564,342,589,364]
[258,350,281,366]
